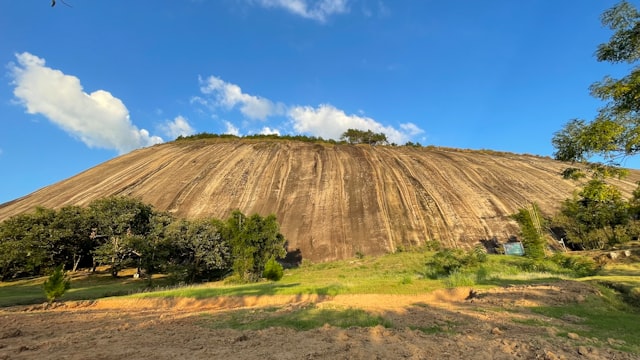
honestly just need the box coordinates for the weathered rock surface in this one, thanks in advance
[1,139,639,262]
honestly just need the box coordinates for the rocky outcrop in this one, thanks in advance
[2,139,639,262]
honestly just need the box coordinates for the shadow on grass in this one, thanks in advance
[0,273,162,307]
[200,305,392,331]
[137,282,345,299]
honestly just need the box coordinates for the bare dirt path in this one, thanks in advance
[0,281,635,360]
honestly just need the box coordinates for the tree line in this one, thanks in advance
[0,196,286,284]
[175,129,403,146]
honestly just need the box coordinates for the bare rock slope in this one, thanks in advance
[2,139,639,262]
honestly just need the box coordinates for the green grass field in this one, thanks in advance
[2,249,640,353]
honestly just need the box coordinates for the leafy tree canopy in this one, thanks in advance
[553,1,640,170]
[340,129,388,145]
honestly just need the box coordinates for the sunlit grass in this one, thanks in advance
[0,270,168,307]
[2,249,640,309]
[531,285,640,353]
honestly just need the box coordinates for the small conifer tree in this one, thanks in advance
[262,257,284,281]
[43,265,71,303]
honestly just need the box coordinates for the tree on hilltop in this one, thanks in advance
[341,129,388,145]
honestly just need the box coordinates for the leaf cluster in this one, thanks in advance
[553,2,640,169]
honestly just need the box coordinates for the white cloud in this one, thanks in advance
[9,52,163,154]
[253,0,349,22]
[224,120,241,136]
[195,74,423,144]
[199,75,283,120]
[259,126,280,135]
[161,116,196,139]
[288,104,420,144]
[400,122,424,136]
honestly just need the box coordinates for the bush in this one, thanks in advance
[550,253,600,277]
[425,247,488,279]
[423,240,441,251]
[263,257,284,281]
[43,265,71,303]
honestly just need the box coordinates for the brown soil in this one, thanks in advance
[0,281,635,360]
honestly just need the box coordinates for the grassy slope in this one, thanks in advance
[1,251,640,353]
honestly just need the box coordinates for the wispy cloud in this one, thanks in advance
[252,0,349,22]
[198,75,284,120]
[196,74,423,144]
[9,52,163,154]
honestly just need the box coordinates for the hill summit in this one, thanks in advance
[2,139,639,262]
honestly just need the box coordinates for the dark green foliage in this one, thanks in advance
[340,128,388,145]
[132,211,174,284]
[43,265,71,303]
[165,218,231,283]
[0,198,287,284]
[88,196,155,277]
[425,246,488,279]
[511,204,546,259]
[263,257,284,281]
[225,211,287,283]
[175,132,340,144]
[554,180,632,249]
[549,253,600,277]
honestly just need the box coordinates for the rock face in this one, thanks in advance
[1,139,639,262]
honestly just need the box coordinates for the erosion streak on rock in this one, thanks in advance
[2,139,639,262]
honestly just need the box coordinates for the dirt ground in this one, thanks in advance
[0,281,636,360]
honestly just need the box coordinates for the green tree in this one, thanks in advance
[129,211,174,285]
[262,256,284,281]
[225,211,286,283]
[52,205,93,272]
[340,129,388,145]
[87,196,154,276]
[553,1,640,168]
[43,265,71,303]
[166,218,231,283]
[511,204,546,260]
[554,179,631,249]
[0,208,60,279]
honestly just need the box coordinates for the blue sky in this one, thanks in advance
[0,0,635,204]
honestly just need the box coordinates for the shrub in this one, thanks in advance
[425,247,489,279]
[43,265,71,303]
[425,249,466,278]
[263,257,284,281]
[550,253,600,277]
[423,240,441,251]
